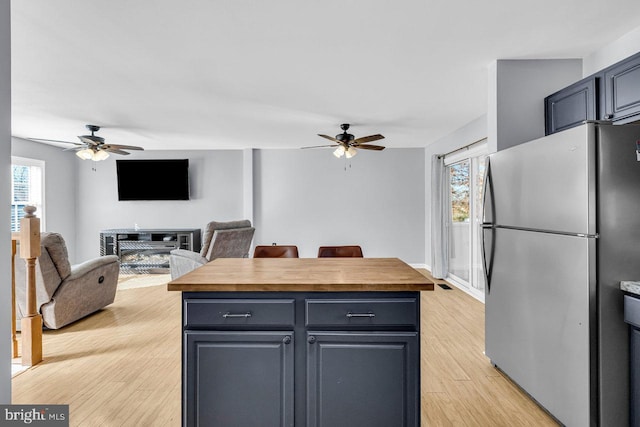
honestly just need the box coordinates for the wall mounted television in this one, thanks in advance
[116,159,190,201]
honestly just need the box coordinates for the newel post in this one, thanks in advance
[11,237,18,358]
[19,205,43,366]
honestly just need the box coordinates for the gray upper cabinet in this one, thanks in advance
[545,50,640,135]
[603,52,640,123]
[545,76,598,135]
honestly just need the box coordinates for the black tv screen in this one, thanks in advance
[116,159,190,201]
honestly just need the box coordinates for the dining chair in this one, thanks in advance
[317,245,363,258]
[253,245,299,258]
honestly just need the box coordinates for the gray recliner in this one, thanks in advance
[14,232,120,329]
[169,219,255,279]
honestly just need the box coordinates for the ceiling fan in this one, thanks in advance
[303,123,385,158]
[29,124,144,161]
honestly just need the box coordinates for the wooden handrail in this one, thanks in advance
[18,206,43,366]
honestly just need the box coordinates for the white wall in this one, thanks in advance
[584,26,640,76]
[0,0,11,404]
[75,150,245,261]
[488,59,582,152]
[9,141,427,265]
[254,148,425,263]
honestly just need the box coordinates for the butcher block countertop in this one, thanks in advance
[167,257,434,292]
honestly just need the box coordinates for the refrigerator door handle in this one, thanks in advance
[482,157,494,225]
[482,224,495,293]
[482,158,495,293]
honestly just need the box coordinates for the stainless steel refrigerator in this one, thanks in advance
[482,122,640,427]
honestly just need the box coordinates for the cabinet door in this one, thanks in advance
[631,328,640,427]
[306,331,419,427]
[603,51,640,123]
[544,76,597,135]
[184,330,294,427]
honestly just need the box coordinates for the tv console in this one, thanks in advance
[100,228,201,274]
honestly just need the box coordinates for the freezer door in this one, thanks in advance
[484,227,595,427]
[487,124,596,235]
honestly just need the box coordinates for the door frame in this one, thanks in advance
[443,141,487,302]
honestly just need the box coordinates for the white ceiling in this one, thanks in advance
[10,0,640,151]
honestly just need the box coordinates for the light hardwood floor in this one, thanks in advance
[12,271,559,426]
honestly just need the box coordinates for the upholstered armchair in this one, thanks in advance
[169,219,255,279]
[13,232,120,329]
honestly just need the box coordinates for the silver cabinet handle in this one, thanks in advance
[346,312,375,318]
[222,312,252,318]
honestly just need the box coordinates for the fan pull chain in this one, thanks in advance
[343,157,352,171]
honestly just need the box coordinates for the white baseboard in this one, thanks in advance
[409,263,428,269]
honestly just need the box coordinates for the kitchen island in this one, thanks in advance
[168,257,433,427]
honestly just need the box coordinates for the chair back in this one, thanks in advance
[13,232,67,318]
[205,227,256,260]
[253,245,299,258]
[317,245,363,258]
[200,220,252,257]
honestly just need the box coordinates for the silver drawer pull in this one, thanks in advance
[222,312,252,319]
[346,312,375,318]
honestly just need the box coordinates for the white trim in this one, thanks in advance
[443,140,488,166]
[10,156,46,231]
[11,156,44,167]
[446,275,485,303]
[408,263,428,269]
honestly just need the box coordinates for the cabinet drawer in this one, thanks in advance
[184,298,295,329]
[305,298,418,328]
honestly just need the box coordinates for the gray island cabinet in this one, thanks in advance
[168,258,433,427]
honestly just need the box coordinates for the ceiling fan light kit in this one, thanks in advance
[76,148,96,160]
[76,147,110,161]
[304,123,385,159]
[333,146,357,158]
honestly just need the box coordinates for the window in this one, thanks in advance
[11,157,44,232]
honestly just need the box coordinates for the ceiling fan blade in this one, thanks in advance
[103,144,144,151]
[353,134,385,144]
[318,134,343,144]
[62,145,88,152]
[355,144,386,151]
[28,138,82,146]
[103,148,131,155]
[78,135,104,145]
[301,144,337,149]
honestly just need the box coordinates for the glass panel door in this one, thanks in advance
[444,142,487,300]
[448,160,470,282]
